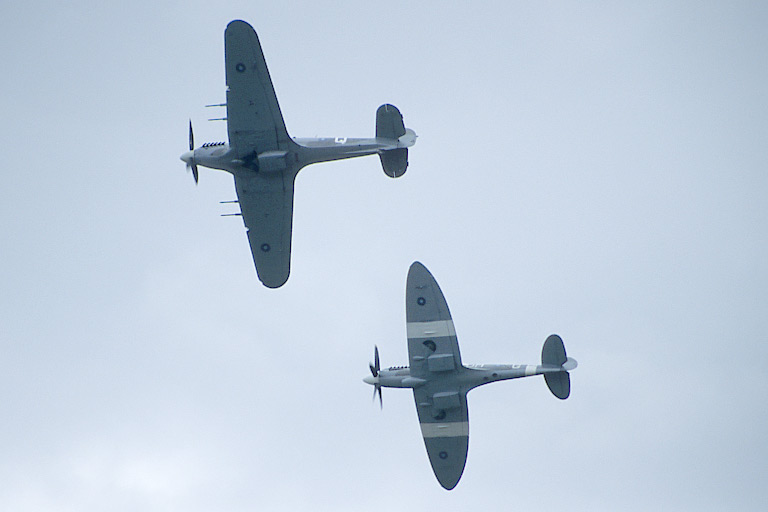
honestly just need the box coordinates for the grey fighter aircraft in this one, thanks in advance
[363,262,577,490]
[180,20,416,288]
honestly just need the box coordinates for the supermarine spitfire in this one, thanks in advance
[364,262,577,490]
[181,20,416,288]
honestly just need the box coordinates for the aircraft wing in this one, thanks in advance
[224,20,291,158]
[406,262,468,489]
[405,261,463,379]
[412,386,469,490]
[233,171,295,288]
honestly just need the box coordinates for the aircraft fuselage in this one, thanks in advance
[180,130,417,177]
[364,359,578,393]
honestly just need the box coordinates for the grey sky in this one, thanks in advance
[1,1,767,510]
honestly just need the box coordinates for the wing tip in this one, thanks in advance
[407,261,438,291]
[257,269,290,289]
[225,19,259,42]
[409,260,426,270]
[227,19,252,30]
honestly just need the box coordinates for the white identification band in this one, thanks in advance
[407,320,456,339]
[420,421,469,438]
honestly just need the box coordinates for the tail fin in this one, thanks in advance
[541,334,575,400]
[376,104,409,178]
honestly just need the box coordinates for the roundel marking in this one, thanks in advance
[235,63,246,73]
[261,243,271,252]
[417,297,426,306]
[439,451,448,459]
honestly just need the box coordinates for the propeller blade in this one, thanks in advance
[185,120,199,184]
[185,163,199,185]
[369,345,380,377]
[371,384,383,408]
[368,345,382,408]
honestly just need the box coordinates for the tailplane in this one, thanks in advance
[376,104,411,178]
[541,334,577,400]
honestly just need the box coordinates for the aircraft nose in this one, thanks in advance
[180,150,194,164]
[363,375,376,385]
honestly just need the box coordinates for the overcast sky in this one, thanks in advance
[2,1,767,510]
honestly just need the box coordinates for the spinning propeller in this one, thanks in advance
[185,120,199,184]
[369,345,383,408]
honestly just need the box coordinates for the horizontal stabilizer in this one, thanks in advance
[379,148,408,178]
[376,104,409,178]
[542,334,567,367]
[544,372,571,400]
[376,104,406,140]
[542,334,572,399]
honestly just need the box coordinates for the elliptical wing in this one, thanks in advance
[406,261,468,490]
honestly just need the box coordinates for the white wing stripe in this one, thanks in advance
[420,421,469,438]
[407,320,456,339]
